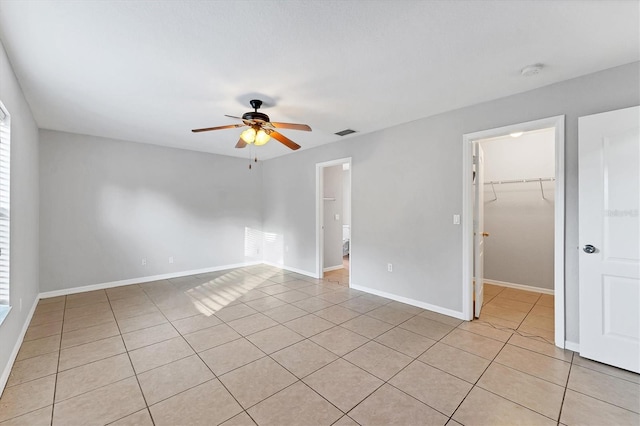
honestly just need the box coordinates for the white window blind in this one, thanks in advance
[0,104,9,306]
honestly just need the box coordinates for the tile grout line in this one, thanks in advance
[569,358,640,385]
[342,314,479,422]
[446,329,511,424]
[152,272,400,421]
[207,267,355,423]
[140,284,252,426]
[49,294,67,426]
[104,291,156,426]
[556,353,574,425]
[159,274,483,423]
[9,269,636,426]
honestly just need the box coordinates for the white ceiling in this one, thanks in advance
[0,1,638,160]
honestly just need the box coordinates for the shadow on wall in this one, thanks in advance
[38,131,265,292]
[97,183,262,273]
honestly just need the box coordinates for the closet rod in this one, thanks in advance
[483,177,555,185]
[483,177,555,200]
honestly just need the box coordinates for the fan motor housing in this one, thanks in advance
[242,111,270,122]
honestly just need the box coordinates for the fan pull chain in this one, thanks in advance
[248,147,258,170]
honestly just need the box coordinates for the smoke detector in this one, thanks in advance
[521,64,544,77]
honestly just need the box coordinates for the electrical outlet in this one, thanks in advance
[169,256,174,264]
[141,258,147,266]
[334,213,340,221]
[453,214,460,225]
[387,263,393,272]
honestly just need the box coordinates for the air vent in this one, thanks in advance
[335,129,357,136]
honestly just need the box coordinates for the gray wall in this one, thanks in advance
[484,183,555,290]
[482,130,555,290]
[323,164,343,269]
[39,130,263,292]
[0,41,40,387]
[262,62,640,343]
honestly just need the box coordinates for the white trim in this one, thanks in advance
[565,341,580,352]
[316,157,352,281]
[462,115,566,348]
[0,296,38,395]
[39,261,262,299]
[351,283,466,320]
[262,261,316,278]
[484,279,554,295]
[323,265,343,272]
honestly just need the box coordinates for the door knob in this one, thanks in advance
[482,232,490,237]
[583,244,596,254]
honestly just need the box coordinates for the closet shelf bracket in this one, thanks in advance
[539,178,546,200]
[490,182,497,201]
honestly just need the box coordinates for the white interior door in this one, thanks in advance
[474,144,485,318]
[579,106,640,373]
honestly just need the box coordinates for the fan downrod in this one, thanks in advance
[249,99,263,111]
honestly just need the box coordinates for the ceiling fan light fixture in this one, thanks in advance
[240,127,256,143]
[192,99,308,151]
[254,129,271,146]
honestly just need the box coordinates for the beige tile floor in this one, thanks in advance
[478,283,556,343]
[323,256,349,286]
[1,265,638,425]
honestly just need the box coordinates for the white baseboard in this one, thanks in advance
[565,341,580,352]
[39,261,263,299]
[0,296,39,395]
[350,283,466,320]
[262,261,317,279]
[323,265,343,272]
[484,279,554,295]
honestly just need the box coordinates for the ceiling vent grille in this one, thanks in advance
[335,129,356,136]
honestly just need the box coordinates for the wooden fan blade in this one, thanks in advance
[270,131,301,150]
[271,122,312,131]
[225,114,256,126]
[192,123,246,133]
[235,138,247,149]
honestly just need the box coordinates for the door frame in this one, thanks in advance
[461,115,566,348]
[316,157,352,281]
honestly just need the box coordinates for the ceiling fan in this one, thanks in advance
[192,99,311,150]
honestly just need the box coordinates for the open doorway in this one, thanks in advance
[316,158,352,286]
[476,128,556,343]
[462,116,566,348]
